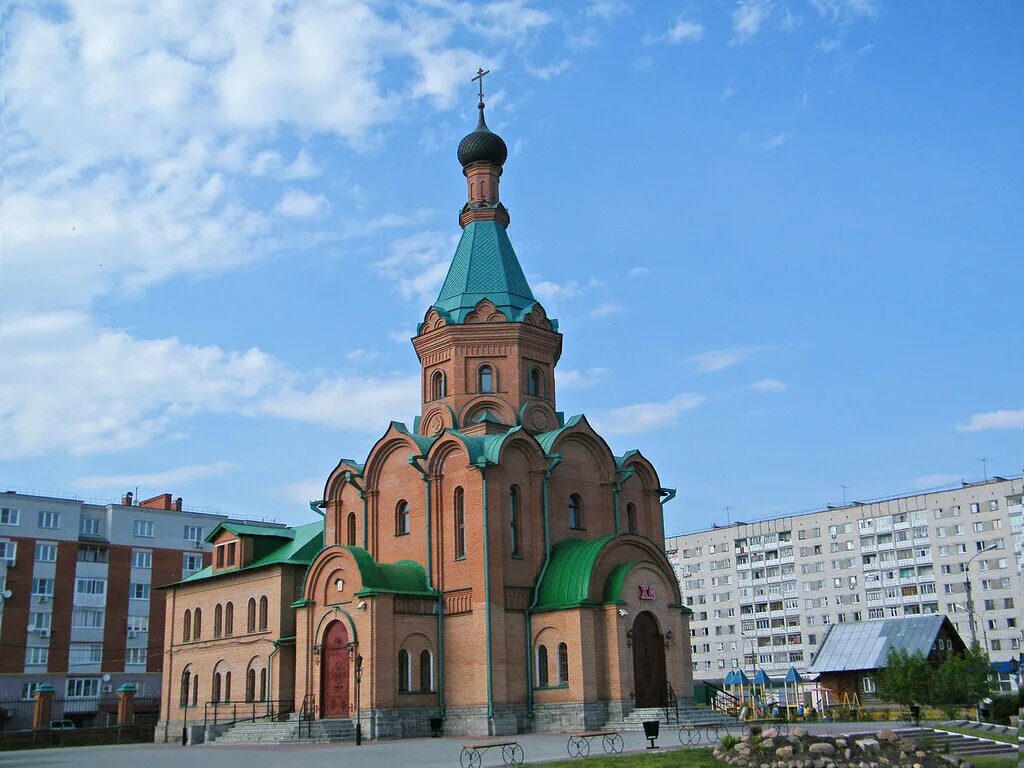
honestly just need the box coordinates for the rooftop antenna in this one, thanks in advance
[724,506,732,526]
[978,458,988,481]
[841,484,849,505]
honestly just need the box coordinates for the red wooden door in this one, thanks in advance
[632,611,667,708]
[320,621,350,718]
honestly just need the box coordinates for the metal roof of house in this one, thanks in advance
[807,615,953,673]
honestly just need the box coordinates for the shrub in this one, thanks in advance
[720,735,739,751]
[989,694,1018,725]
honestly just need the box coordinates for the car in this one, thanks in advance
[49,719,76,730]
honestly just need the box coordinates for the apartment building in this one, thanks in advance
[0,490,228,705]
[665,476,1024,689]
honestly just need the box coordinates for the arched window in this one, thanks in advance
[509,485,521,556]
[212,672,222,703]
[346,512,357,546]
[568,494,584,530]
[419,649,433,692]
[193,607,202,639]
[246,669,256,702]
[224,602,234,636]
[396,500,410,536]
[558,642,569,684]
[536,644,549,687]
[398,649,411,693]
[626,502,637,534]
[454,487,466,560]
[224,671,232,701]
[431,370,446,400]
[478,365,494,393]
[180,668,191,707]
[247,597,256,633]
[528,367,542,396]
[259,668,267,701]
[258,595,268,631]
[191,674,199,707]
[183,609,192,643]
[214,604,223,638]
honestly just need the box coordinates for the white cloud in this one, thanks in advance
[685,346,765,373]
[913,473,961,489]
[731,0,773,44]
[388,329,416,344]
[809,0,878,23]
[74,462,237,491]
[279,477,328,505]
[746,379,788,392]
[956,410,1024,433]
[345,348,382,364]
[666,18,705,43]
[277,189,330,218]
[586,1,630,22]
[628,266,651,278]
[589,303,625,318]
[373,231,456,302]
[250,148,321,179]
[762,132,792,150]
[591,393,705,436]
[816,37,841,53]
[532,277,603,303]
[525,59,573,80]
[259,375,419,432]
[722,85,737,100]
[558,367,611,390]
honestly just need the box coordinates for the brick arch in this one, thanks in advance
[323,458,363,503]
[491,430,547,471]
[362,430,425,490]
[303,546,367,605]
[459,396,517,427]
[546,417,618,482]
[424,433,473,477]
[590,537,682,607]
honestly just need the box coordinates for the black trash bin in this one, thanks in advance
[909,705,921,725]
[642,720,660,749]
[429,717,444,737]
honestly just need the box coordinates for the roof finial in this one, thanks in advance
[472,67,489,111]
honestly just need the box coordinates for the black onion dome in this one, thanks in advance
[457,108,508,167]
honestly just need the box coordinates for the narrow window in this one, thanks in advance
[419,649,432,692]
[227,541,237,565]
[247,597,256,632]
[528,367,542,396]
[259,668,267,700]
[569,494,584,530]
[509,485,521,556]
[536,644,549,687]
[180,669,191,707]
[183,609,192,643]
[346,512,357,546]
[216,546,224,568]
[258,595,268,631]
[478,365,494,393]
[191,675,199,707]
[454,488,466,559]
[431,370,446,400]
[213,672,222,703]
[214,604,223,638]
[398,649,411,693]
[193,607,202,639]
[224,602,233,636]
[224,671,232,701]
[626,502,637,534]
[558,642,569,684]
[246,669,256,702]
[396,500,410,536]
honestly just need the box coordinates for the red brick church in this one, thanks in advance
[158,85,692,740]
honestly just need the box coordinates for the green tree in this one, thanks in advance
[878,647,933,706]
[930,642,992,710]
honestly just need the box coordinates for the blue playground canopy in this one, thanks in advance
[784,667,804,684]
[724,670,737,686]
[734,670,751,685]
[753,669,773,686]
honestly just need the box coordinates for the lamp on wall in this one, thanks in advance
[625,629,633,649]
[664,630,673,648]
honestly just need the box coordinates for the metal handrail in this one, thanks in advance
[202,698,294,729]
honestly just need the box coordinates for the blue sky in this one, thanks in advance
[1,0,1021,534]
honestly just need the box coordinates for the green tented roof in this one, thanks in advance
[346,547,436,597]
[431,219,539,324]
[175,520,324,586]
[534,534,617,611]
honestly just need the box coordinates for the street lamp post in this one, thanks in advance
[354,654,363,746]
[964,543,999,649]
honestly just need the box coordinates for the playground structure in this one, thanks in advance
[709,667,862,723]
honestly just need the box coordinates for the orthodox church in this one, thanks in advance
[158,85,692,740]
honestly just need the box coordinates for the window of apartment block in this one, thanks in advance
[0,507,20,526]
[37,510,60,529]
[126,648,148,666]
[133,519,154,537]
[0,541,16,565]
[72,609,105,628]
[77,545,108,563]
[127,615,149,632]
[988,500,998,511]
[970,503,980,514]
[131,583,150,600]
[182,553,202,573]
[68,644,103,665]
[184,525,203,542]
[131,550,152,568]
[26,647,49,666]
[75,578,106,596]
[79,517,101,536]
[34,542,56,562]
[66,678,100,698]
[32,578,54,597]
[29,611,52,630]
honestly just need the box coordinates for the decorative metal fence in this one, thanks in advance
[0,694,160,732]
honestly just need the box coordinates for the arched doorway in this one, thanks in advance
[631,611,667,708]
[320,621,350,718]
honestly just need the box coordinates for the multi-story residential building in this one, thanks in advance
[0,489,229,707]
[666,476,1024,689]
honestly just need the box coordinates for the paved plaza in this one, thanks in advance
[0,723,884,768]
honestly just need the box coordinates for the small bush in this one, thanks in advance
[748,725,762,737]
[720,735,738,751]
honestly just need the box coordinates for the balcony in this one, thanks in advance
[866,598,883,607]
[737,561,751,570]
[73,592,105,608]
[898,558,915,568]
[916,554,933,565]
[860,544,877,554]
[863,561,879,571]
[785,607,800,616]
[780,556,795,565]
[893,520,912,531]
[901,593,920,603]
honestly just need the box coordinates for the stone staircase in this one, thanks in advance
[603,702,739,733]
[844,727,1017,759]
[210,716,355,744]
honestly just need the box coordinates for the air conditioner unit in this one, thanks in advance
[38,595,49,603]
[39,629,49,638]
[101,684,113,693]
[193,540,204,549]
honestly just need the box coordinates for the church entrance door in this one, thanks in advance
[631,611,667,708]
[320,621,350,718]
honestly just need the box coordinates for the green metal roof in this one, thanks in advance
[430,219,540,325]
[346,547,436,597]
[176,519,324,586]
[602,561,641,604]
[534,534,617,611]
[535,414,585,454]
[204,520,294,544]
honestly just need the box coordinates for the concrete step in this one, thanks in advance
[843,727,1016,758]
[211,717,355,744]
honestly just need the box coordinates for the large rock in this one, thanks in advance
[776,745,794,758]
[856,738,879,751]
[808,742,836,756]
[877,729,898,743]
[791,726,809,737]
